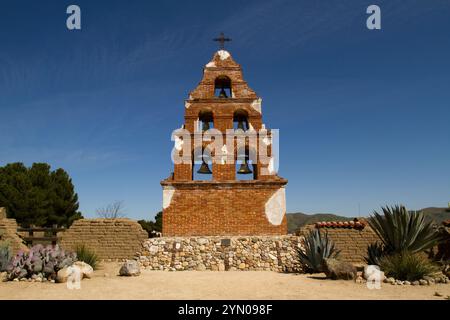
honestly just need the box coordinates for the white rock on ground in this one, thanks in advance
[74,261,94,279]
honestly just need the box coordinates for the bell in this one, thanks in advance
[237,160,252,174]
[202,121,210,131]
[237,120,246,131]
[197,160,212,174]
[218,87,228,98]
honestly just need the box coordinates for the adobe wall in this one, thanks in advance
[59,218,148,260]
[137,235,303,272]
[0,207,28,254]
[162,181,287,236]
[298,222,380,265]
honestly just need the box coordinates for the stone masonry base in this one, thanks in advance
[136,235,303,272]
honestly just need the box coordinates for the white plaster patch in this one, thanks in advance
[264,187,286,226]
[163,186,175,209]
[174,136,184,151]
[268,157,275,174]
[262,135,272,146]
[220,144,228,164]
[251,98,262,113]
[185,102,191,109]
[206,61,216,67]
[217,50,230,60]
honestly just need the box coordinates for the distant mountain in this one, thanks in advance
[417,207,450,225]
[286,207,450,234]
[286,212,352,234]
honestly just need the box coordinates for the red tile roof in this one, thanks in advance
[443,220,450,227]
[315,218,367,230]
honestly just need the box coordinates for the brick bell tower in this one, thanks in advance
[161,35,288,236]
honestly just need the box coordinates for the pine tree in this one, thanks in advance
[0,162,83,227]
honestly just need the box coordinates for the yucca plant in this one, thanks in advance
[298,229,340,273]
[368,205,442,255]
[75,244,99,270]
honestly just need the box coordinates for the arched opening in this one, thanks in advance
[214,76,232,98]
[233,109,249,131]
[235,147,257,181]
[192,147,213,181]
[198,110,214,131]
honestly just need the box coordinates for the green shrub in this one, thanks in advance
[75,244,99,270]
[365,242,386,266]
[298,229,340,273]
[368,205,442,254]
[380,252,438,281]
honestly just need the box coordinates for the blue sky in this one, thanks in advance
[0,0,449,220]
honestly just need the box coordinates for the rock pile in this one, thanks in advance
[383,275,449,286]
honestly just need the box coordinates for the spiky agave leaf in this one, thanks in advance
[298,229,340,273]
[368,205,442,254]
[365,242,386,265]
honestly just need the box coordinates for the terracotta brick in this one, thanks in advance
[162,51,287,236]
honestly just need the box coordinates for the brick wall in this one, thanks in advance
[59,218,148,260]
[162,181,287,236]
[0,207,28,255]
[298,224,380,265]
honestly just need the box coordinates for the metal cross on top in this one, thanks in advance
[213,32,232,50]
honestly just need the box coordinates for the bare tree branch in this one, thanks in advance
[96,201,126,219]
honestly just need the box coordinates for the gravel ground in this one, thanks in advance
[0,262,449,300]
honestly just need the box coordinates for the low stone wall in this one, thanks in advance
[0,208,28,255]
[298,223,380,265]
[59,218,148,260]
[137,235,303,272]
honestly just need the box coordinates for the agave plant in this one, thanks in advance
[298,229,340,273]
[368,205,442,255]
[365,242,385,266]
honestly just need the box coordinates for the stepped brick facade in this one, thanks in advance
[162,49,288,236]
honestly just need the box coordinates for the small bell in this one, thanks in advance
[197,160,212,174]
[237,159,252,174]
[218,87,228,98]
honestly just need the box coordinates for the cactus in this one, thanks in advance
[6,245,77,281]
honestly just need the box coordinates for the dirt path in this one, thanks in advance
[1,263,449,300]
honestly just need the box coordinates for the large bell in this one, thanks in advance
[197,160,212,174]
[237,120,247,131]
[202,121,210,132]
[237,160,252,174]
[218,87,228,98]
